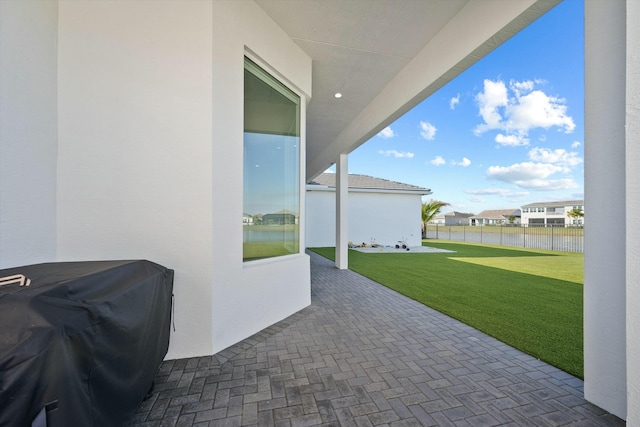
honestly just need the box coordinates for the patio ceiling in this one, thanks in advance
[254,0,561,180]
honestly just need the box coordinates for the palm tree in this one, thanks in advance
[421,199,450,239]
[567,207,584,226]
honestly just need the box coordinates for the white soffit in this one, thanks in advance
[255,0,560,179]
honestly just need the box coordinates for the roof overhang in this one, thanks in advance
[255,0,561,180]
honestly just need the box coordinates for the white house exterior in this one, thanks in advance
[430,214,446,225]
[1,0,312,361]
[442,211,475,226]
[470,209,521,226]
[1,1,638,421]
[306,174,431,248]
[521,200,584,227]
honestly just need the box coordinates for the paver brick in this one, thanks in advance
[126,252,624,427]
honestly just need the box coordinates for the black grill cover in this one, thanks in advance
[0,260,174,427]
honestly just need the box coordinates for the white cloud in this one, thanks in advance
[465,188,511,196]
[487,162,564,182]
[469,197,484,203]
[495,133,528,147]
[528,147,582,169]
[430,156,446,166]
[513,178,578,191]
[510,79,535,97]
[452,157,471,167]
[474,79,575,144]
[571,141,582,148]
[419,121,437,140]
[486,161,578,190]
[378,149,414,158]
[449,94,460,110]
[377,126,396,139]
[464,188,529,198]
[508,89,575,133]
[474,80,508,134]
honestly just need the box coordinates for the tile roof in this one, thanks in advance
[471,209,520,219]
[444,211,475,218]
[522,200,584,208]
[308,173,431,194]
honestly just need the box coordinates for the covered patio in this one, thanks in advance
[127,251,622,426]
[2,0,637,421]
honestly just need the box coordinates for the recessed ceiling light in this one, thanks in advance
[334,92,342,99]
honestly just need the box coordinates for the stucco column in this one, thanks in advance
[335,153,348,269]
[584,0,627,420]
[626,0,640,424]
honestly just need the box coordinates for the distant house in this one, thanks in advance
[430,211,475,225]
[470,209,521,226]
[306,173,431,247]
[521,200,584,226]
[262,211,297,225]
[429,214,446,225]
[443,211,475,226]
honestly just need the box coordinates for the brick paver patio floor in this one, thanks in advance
[127,251,624,426]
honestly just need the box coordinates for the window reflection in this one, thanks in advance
[243,58,300,261]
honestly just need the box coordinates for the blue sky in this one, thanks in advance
[343,0,584,214]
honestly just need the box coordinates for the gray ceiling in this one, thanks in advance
[255,0,560,180]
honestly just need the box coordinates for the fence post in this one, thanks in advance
[551,226,554,251]
[480,225,483,243]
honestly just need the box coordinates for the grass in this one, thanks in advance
[243,242,298,261]
[309,241,584,378]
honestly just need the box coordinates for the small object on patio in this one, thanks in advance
[395,237,408,250]
[370,237,382,248]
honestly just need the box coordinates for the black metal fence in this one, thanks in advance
[425,224,584,253]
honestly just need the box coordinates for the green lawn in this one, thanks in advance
[309,241,584,378]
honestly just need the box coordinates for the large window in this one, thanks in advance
[243,57,300,261]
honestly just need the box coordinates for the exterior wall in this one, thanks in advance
[57,0,311,359]
[521,204,581,226]
[472,218,503,226]
[306,189,423,248]
[210,0,311,355]
[626,0,640,423]
[584,0,627,419]
[445,216,472,226]
[57,0,215,359]
[431,216,445,225]
[0,0,58,268]
[306,190,336,247]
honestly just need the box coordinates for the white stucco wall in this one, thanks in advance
[306,189,423,248]
[210,0,311,354]
[584,0,627,419]
[57,0,215,359]
[0,0,58,268]
[626,1,640,424]
[56,0,311,359]
[307,190,337,248]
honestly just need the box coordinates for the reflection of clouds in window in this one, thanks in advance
[244,133,299,216]
[243,57,300,261]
